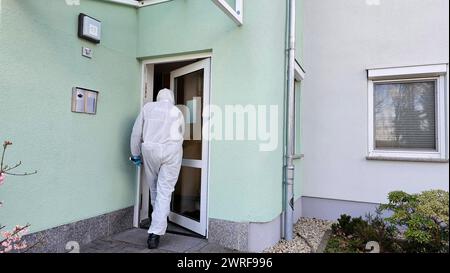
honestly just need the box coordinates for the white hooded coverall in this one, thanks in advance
[130,88,185,236]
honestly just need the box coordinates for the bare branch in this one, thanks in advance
[0,145,6,172]
[0,224,31,245]
[3,170,38,176]
[5,161,22,172]
[22,240,42,253]
[23,234,47,253]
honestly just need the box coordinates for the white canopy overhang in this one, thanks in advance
[103,0,243,26]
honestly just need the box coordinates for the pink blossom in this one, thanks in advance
[0,225,29,253]
[12,225,28,235]
[14,241,27,250]
[4,245,13,253]
[0,172,5,185]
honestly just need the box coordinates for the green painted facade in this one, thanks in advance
[0,0,140,233]
[0,0,302,234]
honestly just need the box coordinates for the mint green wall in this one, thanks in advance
[0,0,140,233]
[0,0,304,233]
[138,0,293,223]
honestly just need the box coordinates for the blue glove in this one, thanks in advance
[130,156,142,166]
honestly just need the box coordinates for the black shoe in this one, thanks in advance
[147,233,160,249]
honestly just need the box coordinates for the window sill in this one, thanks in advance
[366,156,449,163]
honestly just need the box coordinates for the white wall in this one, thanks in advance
[301,0,449,204]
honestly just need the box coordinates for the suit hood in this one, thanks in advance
[156,88,175,105]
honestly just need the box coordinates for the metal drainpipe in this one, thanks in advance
[284,0,296,241]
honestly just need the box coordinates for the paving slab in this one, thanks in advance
[111,228,209,253]
[196,243,240,253]
[110,228,149,246]
[185,240,210,253]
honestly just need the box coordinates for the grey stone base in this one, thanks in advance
[208,196,380,253]
[23,207,133,253]
[301,196,380,221]
[208,197,303,253]
[208,217,286,253]
[208,219,249,252]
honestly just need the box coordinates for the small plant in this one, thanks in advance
[331,214,353,235]
[328,212,398,253]
[0,140,37,253]
[354,210,399,252]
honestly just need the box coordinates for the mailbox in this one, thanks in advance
[71,87,98,115]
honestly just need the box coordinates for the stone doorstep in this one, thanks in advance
[110,228,210,253]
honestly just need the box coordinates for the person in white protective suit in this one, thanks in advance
[130,88,185,249]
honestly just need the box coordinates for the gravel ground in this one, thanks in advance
[264,218,333,253]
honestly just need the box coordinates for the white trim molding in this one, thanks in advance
[368,64,447,80]
[140,51,213,65]
[367,64,449,162]
[212,0,244,26]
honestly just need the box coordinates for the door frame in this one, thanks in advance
[168,58,211,236]
[138,52,212,237]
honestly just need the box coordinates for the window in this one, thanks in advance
[367,64,448,161]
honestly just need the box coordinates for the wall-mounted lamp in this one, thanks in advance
[78,13,101,44]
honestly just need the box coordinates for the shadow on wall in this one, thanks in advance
[121,116,139,174]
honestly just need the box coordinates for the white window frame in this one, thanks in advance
[367,64,448,162]
[293,60,305,158]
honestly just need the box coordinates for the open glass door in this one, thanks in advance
[168,59,210,236]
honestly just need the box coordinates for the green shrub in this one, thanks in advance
[327,190,449,253]
[330,212,398,253]
[380,190,449,253]
[331,214,353,236]
[354,211,399,252]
